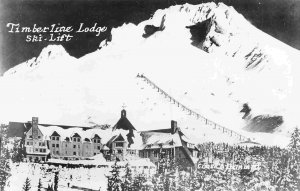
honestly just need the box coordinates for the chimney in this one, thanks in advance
[32,117,39,139]
[121,109,126,118]
[171,120,177,134]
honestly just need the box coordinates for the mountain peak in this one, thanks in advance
[37,44,69,62]
[3,45,69,77]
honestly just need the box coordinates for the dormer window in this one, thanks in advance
[50,131,60,141]
[93,139,101,144]
[93,134,101,143]
[72,133,81,142]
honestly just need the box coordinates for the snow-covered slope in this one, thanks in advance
[0,3,299,147]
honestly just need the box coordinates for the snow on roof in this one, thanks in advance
[127,158,156,168]
[102,145,110,150]
[237,139,262,147]
[142,132,183,148]
[38,125,114,143]
[89,153,106,163]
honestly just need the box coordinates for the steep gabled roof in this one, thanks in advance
[179,135,197,166]
[51,131,60,137]
[93,134,101,139]
[106,134,125,148]
[72,133,81,138]
[113,117,136,131]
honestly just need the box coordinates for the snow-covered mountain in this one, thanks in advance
[1,2,299,147]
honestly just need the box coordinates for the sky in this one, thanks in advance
[0,0,299,75]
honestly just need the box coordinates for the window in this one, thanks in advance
[29,135,32,138]
[41,157,45,161]
[56,151,59,155]
[117,150,122,154]
[77,138,81,142]
[73,145,76,149]
[73,138,76,142]
[154,151,158,157]
[27,142,29,145]
[94,153,96,156]
[56,144,59,148]
[97,146,100,150]
[35,148,38,152]
[78,145,80,149]
[40,148,43,152]
[38,136,41,139]
[51,137,56,141]
[97,139,100,143]
[56,137,59,141]
[116,142,123,147]
[73,152,76,156]
[52,144,55,147]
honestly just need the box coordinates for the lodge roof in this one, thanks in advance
[112,116,136,131]
[7,121,92,138]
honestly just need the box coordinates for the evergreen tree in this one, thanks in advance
[0,159,10,191]
[22,177,31,191]
[53,171,59,191]
[37,178,42,191]
[46,184,54,191]
[121,164,132,191]
[107,161,122,191]
[289,127,300,152]
[132,174,147,191]
[163,176,170,191]
[11,139,24,163]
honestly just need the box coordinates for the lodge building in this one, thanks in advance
[23,110,138,162]
[11,109,199,167]
[139,120,199,167]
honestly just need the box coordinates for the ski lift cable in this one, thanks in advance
[137,74,249,141]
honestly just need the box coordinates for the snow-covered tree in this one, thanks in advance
[53,171,59,191]
[37,178,42,191]
[22,177,31,191]
[107,161,122,191]
[121,163,133,191]
[132,174,147,191]
[11,139,25,163]
[0,164,10,191]
[289,127,300,150]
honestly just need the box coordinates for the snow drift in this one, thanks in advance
[1,2,299,147]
